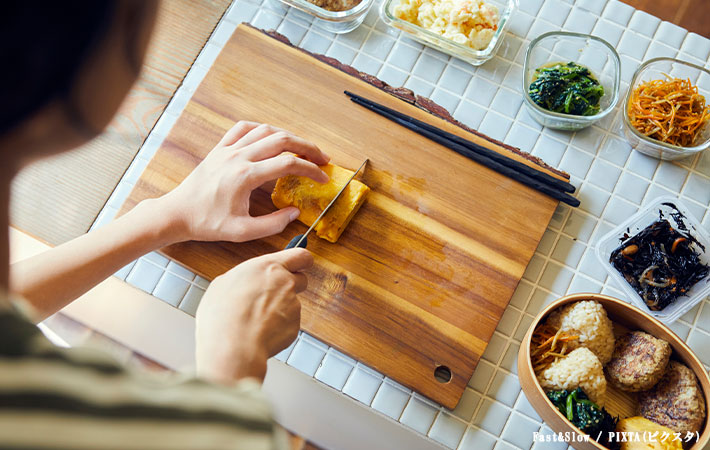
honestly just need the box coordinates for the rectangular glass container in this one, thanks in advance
[622,57,710,161]
[276,0,374,34]
[380,0,517,66]
[522,31,621,131]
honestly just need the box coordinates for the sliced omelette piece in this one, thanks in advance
[271,162,370,243]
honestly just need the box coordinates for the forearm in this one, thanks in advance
[10,198,185,321]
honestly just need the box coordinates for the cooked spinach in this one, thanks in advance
[546,388,619,449]
[528,62,604,116]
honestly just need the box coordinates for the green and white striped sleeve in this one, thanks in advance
[0,303,289,450]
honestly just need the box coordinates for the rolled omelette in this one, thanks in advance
[271,163,370,243]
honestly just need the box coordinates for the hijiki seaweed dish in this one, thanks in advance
[609,203,710,311]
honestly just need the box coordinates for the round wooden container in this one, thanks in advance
[517,293,710,450]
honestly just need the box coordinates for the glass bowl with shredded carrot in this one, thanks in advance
[623,58,710,161]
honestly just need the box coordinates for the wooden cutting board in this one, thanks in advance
[122,24,567,409]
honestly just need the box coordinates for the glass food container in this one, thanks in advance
[622,57,710,161]
[277,0,374,34]
[380,0,517,66]
[522,31,620,131]
[595,196,710,325]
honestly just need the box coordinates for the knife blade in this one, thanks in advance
[285,159,368,249]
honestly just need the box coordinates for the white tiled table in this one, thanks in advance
[94,0,710,448]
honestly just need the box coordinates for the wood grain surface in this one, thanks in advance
[122,24,562,409]
[621,0,710,39]
[10,0,230,245]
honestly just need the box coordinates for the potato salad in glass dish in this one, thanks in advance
[393,0,499,50]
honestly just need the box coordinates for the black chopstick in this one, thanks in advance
[344,90,576,195]
[346,93,580,207]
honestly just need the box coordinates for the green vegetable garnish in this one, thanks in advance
[528,62,604,116]
[566,390,575,421]
[546,388,619,449]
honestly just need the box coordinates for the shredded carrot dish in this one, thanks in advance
[531,324,578,375]
[628,77,709,147]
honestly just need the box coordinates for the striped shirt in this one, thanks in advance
[0,296,288,450]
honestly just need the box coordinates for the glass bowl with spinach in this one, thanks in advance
[529,62,604,116]
[522,31,620,131]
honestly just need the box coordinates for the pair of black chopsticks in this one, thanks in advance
[344,91,580,208]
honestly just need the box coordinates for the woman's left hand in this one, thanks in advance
[157,121,330,243]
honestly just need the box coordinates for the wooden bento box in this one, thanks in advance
[517,293,710,450]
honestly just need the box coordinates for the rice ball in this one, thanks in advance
[537,347,607,405]
[545,300,615,365]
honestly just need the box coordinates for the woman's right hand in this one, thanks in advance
[194,248,313,384]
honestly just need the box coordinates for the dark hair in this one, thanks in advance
[0,1,117,136]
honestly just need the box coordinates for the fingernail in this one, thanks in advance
[319,170,329,183]
[289,208,300,221]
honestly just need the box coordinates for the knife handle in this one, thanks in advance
[285,234,308,249]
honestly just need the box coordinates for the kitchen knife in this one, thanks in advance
[285,159,368,249]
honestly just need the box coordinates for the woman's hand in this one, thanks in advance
[10,121,327,319]
[160,121,330,243]
[195,248,312,383]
